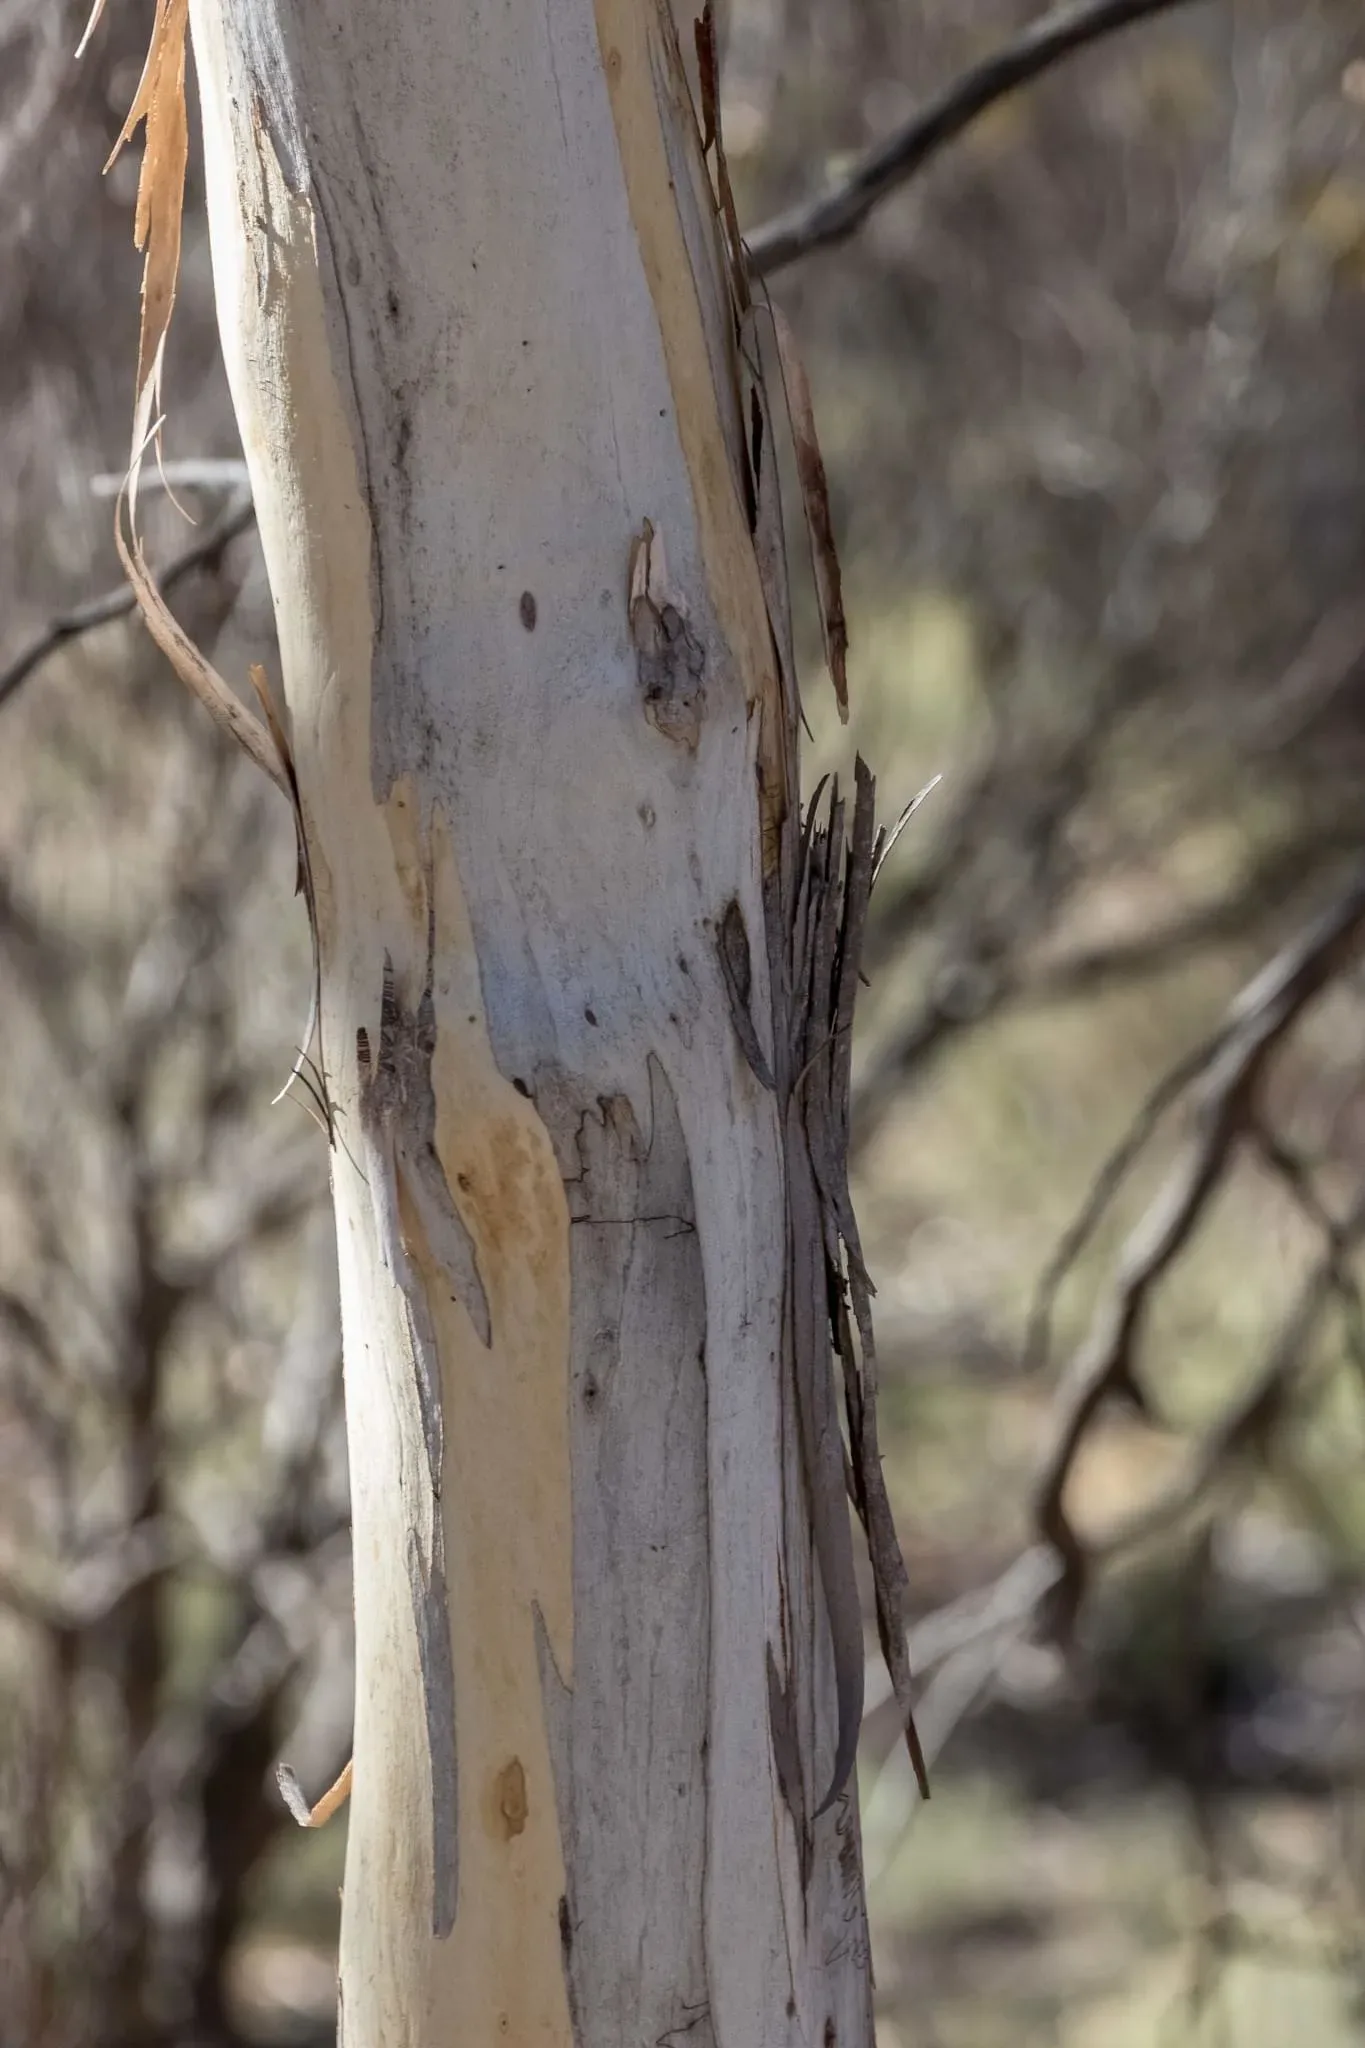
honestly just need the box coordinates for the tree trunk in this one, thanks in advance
[189,0,882,2039]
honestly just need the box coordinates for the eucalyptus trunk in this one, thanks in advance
[189,0,901,2038]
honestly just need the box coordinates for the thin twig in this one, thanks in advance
[874,1188,1365,1836]
[1028,872,1365,1618]
[88,458,251,499]
[1248,1122,1365,1384]
[747,0,1206,278]
[0,489,256,711]
[1093,1202,1365,1559]
[1023,1025,1233,1376]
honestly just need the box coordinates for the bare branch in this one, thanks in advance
[747,0,1208,278]
[1023,1024,1233,1376]
[1026,872,1365,1382]
[874,1184,1365,1829]
[1093,1201,1365,1558]
[1029,871,1365,1618]
[0,488,255,711]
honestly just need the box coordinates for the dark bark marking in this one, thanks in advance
[629,520,707,748]
[716,898,775,1090]
[407,1529,458,1938]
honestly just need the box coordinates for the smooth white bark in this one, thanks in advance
[190,0,875,2040]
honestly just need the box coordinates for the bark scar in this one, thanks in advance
[629,519,707,748]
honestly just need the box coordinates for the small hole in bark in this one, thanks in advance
[386,287,400,319]
[582,1376,599,1407]
[824,2023,837,2047]
[519,590,537,631]
[584,1006,598,1026]
[678,954,690,975]
[787,2001,797,2019]
[512,1077,531,1098]
[457,1172,472,1194]
[639,802,656,829]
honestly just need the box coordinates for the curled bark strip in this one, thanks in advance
[277,1756,353,1829]
[770,309,848,723]
[87,0,286,797]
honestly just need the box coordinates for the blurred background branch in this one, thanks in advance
[6,0,1365,2041]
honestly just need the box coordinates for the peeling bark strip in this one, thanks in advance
[772,764,931,1810]
[687,25,926,1816]
[689,0,925,1823]
[356,941,478,1939]
[770,308,849,725]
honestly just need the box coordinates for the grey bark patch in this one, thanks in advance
[407,1529,459,1938]
[238,3,310,193]
[536,1054,714,2047]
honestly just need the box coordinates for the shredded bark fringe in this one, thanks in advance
[690,15,929,1813]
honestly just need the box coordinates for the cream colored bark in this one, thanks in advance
[189,0,881,2040]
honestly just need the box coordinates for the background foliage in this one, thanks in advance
[3,1,1365,2041]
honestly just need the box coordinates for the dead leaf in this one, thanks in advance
[770,305,848,723]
